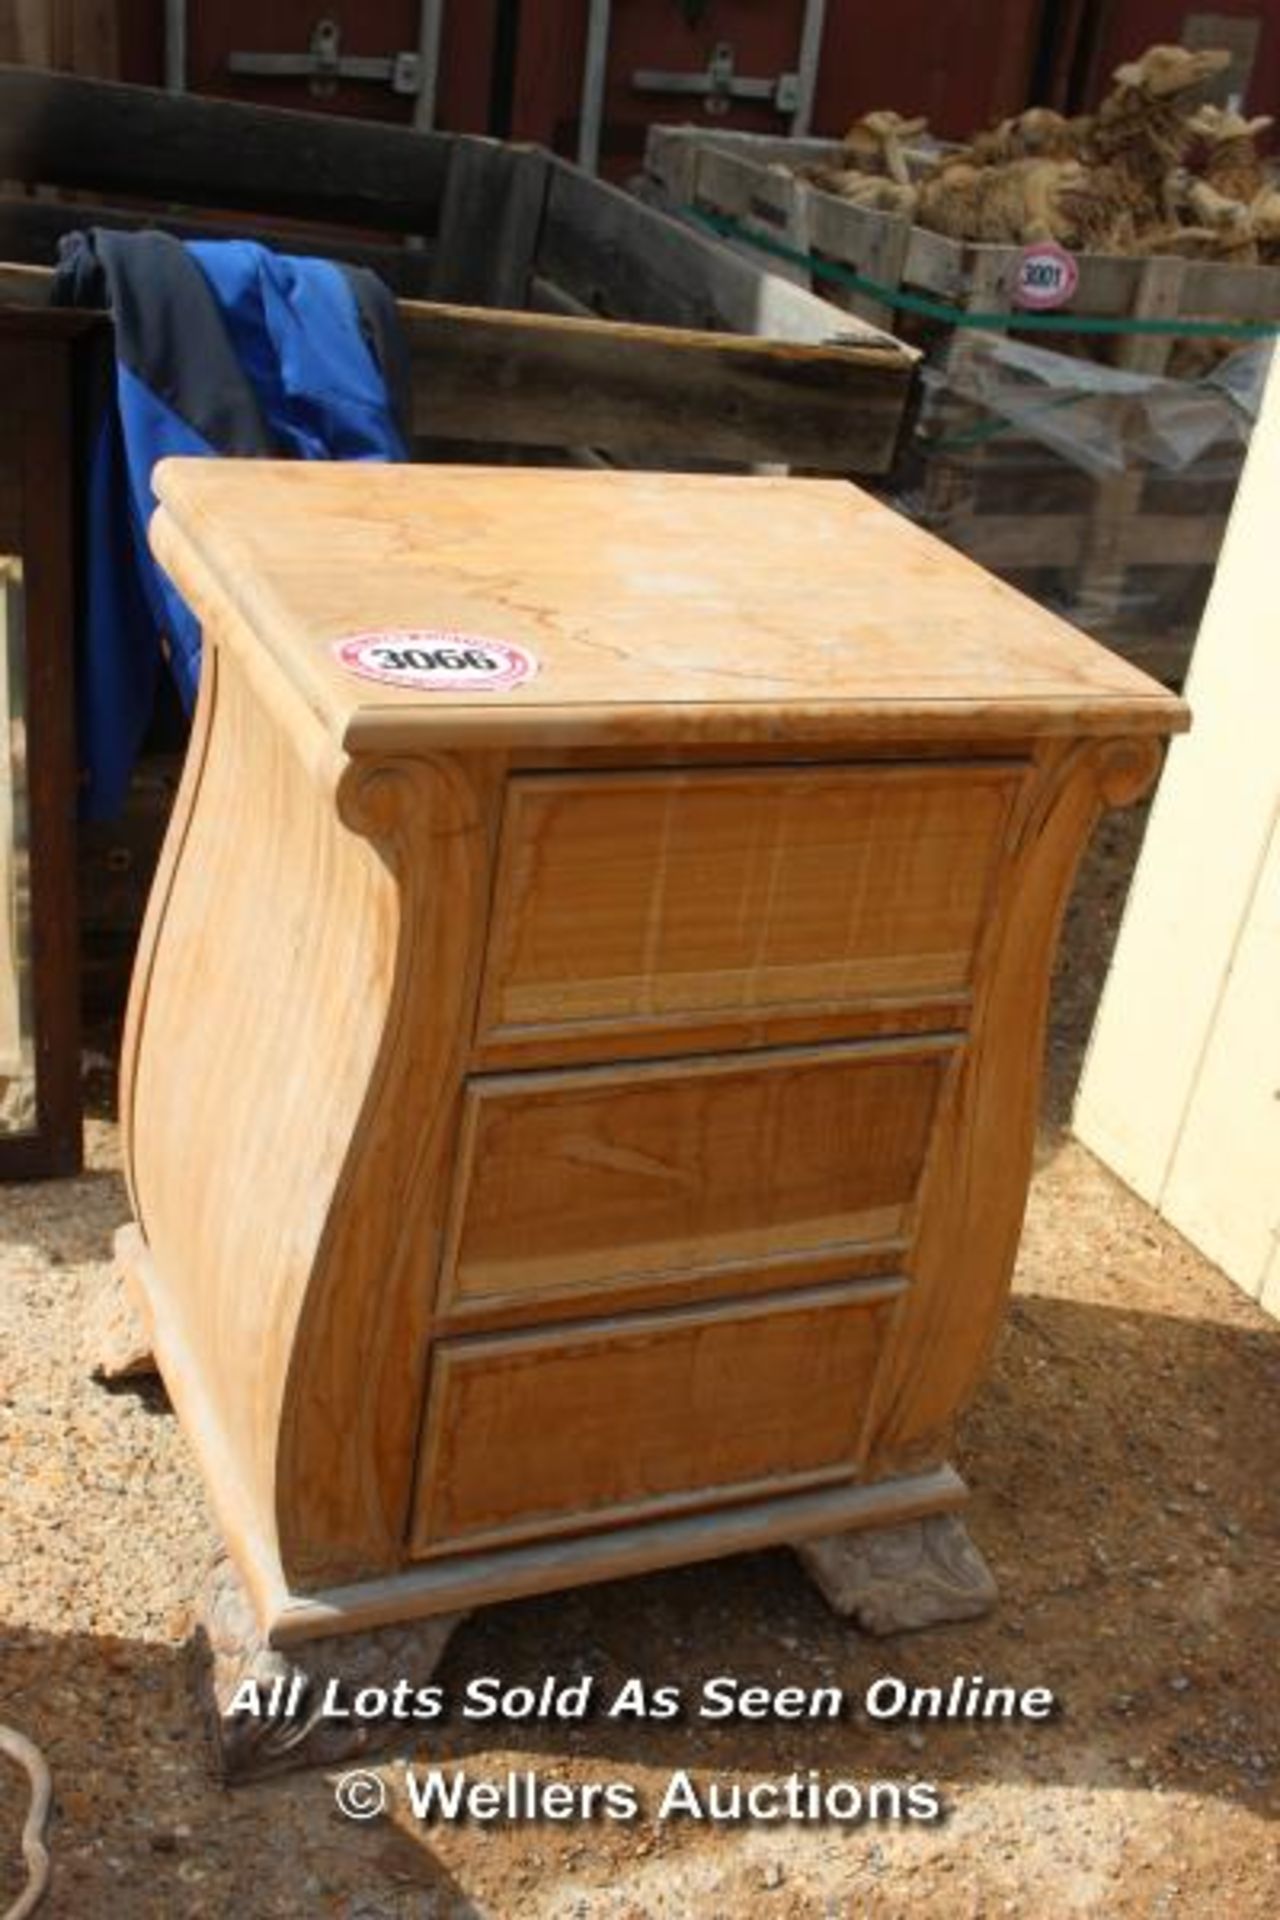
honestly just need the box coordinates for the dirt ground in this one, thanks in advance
[2,804,1277,1918]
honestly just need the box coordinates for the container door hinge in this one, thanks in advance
[228,17,422,100]
[632,41,799,118]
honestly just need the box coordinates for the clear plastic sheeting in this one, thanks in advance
[891,336,1269,684]
[917,335,1270,479]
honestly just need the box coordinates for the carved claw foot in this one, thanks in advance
[796,1511,998,1635]
[85,1269,157,1383]
[190,1554,468,1784]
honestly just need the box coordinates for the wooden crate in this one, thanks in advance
[644,125,1280,372]
[897,352,1245,686]
[645,123,1278,684]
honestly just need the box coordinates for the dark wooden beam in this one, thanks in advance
[0,195,436,296]
[402,299,912,474]
[428,140,550,309]
[0,66,452,233]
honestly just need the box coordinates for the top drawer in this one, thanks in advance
[474,761,1024,1061]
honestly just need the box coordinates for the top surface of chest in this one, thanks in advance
[151,461,1185,754]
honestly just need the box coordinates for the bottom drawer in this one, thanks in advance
[410,1280,901,1556]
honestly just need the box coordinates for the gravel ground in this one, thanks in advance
[1,807,1277,1918]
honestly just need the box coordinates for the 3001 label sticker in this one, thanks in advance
[334,632,539,693]
[1014,242,1079,311]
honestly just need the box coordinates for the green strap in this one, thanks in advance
[930,389,1090,452]
[687,206,1280,342]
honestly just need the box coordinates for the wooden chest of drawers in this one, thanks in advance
[117,462,1185,1654]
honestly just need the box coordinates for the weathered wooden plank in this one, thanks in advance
[1115,255,1185,376]
[646,125,843,192]
[644,127,705,205]
[806,191,952,325]
[428,139,550,308]
[0,65,453,232]
[659,126,844,167]
[1181,255,1280,319]
[0,263,912,472]
[402,299,912,471]
[537,154,901,352]
[686,147,816,295]
[0,194,436,296]
[694,144,798,232]
[806,189,916,330]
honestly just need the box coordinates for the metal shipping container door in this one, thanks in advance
[510,0,823,174]
[182,1,499,133]
[509,0,1046,174]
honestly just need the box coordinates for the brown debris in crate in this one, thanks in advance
[966,106,1089,168]
[838,109,927,185]
[916,156,1107,249]
[804,110,926,217]
[1189,105,1280,262]
[806,42,1280,263]
[1190,103,1274,203]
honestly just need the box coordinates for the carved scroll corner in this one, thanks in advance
[334,754,417,841]
[335,750,486,850]
[1091,736,1165,810]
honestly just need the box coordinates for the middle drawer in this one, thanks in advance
[435,1036,957,1326]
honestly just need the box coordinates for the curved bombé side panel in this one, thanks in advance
[123,512,403,1612]
[274,749,504,1590]
[864,735,1165,1476]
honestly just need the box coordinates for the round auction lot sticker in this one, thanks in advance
[1014,242,1079,311]
[334,631,539,693]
